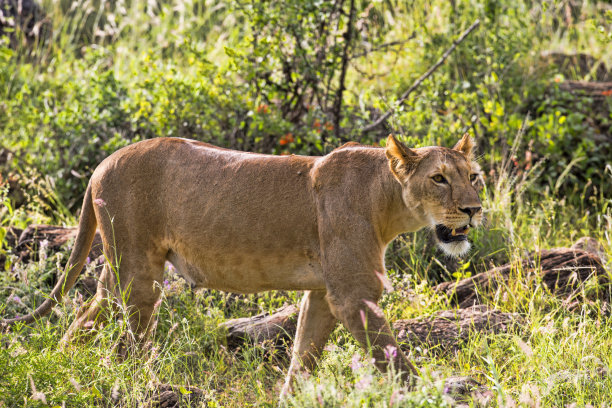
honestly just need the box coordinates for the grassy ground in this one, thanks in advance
[1,0,612,406]
[1,144,611,407]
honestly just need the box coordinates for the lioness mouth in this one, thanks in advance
[435,224,470,243]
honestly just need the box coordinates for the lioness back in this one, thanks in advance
[90,137,370,292]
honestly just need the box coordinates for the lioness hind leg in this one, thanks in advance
[280,290,337,397]
[62,243,165,349]
[121,260,165,342]
[61,263,116,345]
[98,242,166,344]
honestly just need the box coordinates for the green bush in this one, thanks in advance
[0,0,610,215]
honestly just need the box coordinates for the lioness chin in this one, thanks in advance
[2,134,483,397]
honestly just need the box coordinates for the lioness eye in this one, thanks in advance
[432,175,447,184]
[470,174,478,182]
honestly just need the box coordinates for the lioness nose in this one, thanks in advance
[460,207,481,217]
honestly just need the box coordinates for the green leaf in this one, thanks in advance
[179,386,192,395]
[91,386,103,398]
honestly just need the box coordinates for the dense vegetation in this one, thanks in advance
[0,0,611,406]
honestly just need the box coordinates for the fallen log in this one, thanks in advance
[221,304,299,350]
[0,0,49,46]
[436,241,607,308]
[558,80,612,98]
[13,224,104,263]
[394,305,520,349]
[540,51,611,81]
[3,224,104,297]
[440,376,494,407]
[145,384,207,408]
[221,304,519,352]
[0,226,22,266]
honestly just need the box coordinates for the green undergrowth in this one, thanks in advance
[1,0,611,215]
[1,153,611,406]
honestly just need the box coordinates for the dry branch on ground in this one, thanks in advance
[146,383,207,408]
[394,305,520,349]
[10,224,103,263]
[221,304,299,350]
[436,239,607,308]
[3,224,104,296]
[221,304,520,352]
[558,81,612,98]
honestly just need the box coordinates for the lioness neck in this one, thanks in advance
[376,159,428,243]
[312,145,428,245]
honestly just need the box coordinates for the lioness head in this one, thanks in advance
[385,134,484,257]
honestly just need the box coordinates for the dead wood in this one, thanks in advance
[0,0,50,46]
[0,226,22,266]
[558,80,612,99]
[394,305,520,349]
[541,51,611,81]
[221,303,519,353]
[2,224,104,296]
[436,242,607,308]
[440,375,495,407]
[221,304,299,349]
[12,224,103,263]
[145,384,207,408]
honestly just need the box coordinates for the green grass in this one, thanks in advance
[1,150,611,406]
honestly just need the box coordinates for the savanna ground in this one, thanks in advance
[0,0,611,406]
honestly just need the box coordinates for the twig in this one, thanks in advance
[361,19,480,134]
[350,39,412,60]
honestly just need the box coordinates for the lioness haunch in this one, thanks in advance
[2,134,483,396]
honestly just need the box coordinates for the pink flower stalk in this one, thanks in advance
[389,390,404,406]
[384,345,397,360]
[374,270,394,292]
[316,391,324,405]
[359,309,367,327]
[355,374,373,390]
[350,353,363,371]
[363,299,384,318]
[94,198,107,208]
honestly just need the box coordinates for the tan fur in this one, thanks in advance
[2,135,483,396]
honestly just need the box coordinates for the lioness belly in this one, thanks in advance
[167,249,325,293]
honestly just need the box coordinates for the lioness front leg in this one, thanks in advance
[320,239,418,385]
[281,290,337,397]
[327,287,417,381]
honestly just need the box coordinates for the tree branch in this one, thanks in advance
[350,38,413,60]
[332,0,356,140]
[361,19,480,134]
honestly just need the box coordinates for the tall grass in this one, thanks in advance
[2,123,610,406]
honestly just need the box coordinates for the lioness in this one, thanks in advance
[2,134,483,395]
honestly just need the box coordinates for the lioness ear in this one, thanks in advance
[385,134,418,179]
[453,133,475,159]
